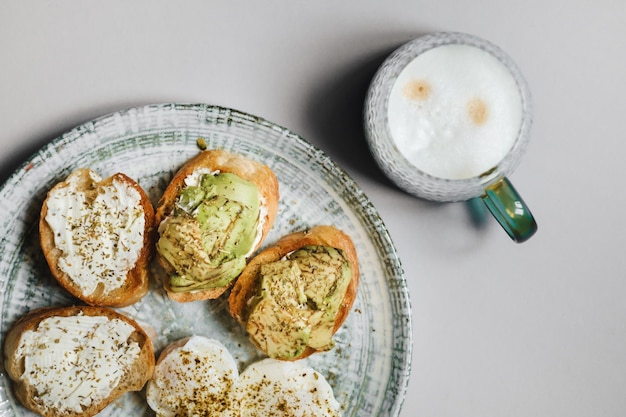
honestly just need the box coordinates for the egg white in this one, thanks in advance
[146,335,239,417]
[146,336,342,416]
[237,358,341,417]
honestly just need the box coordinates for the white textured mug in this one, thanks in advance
[364,32,537,242]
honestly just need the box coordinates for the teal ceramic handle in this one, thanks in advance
[482,177,537,243]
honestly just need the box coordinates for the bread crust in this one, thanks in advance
[39,169,155,307]
[228,225,360,360]
[155,149,279,302]
[3,305,155,417]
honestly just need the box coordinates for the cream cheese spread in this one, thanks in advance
[182,167,217,187]
[45,170,145,295]
[15,313,141,414]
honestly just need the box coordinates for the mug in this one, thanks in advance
[364,32,537,243]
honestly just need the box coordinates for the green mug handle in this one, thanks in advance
[482,177,537,243]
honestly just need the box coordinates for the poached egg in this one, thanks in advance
[146,335,341,416]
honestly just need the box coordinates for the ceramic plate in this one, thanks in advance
[0,103,412,416]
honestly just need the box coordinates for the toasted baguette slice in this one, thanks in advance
[155,149,279,302]
[3,305,155,417]
[39,168,155,307]
[228,225,360,360]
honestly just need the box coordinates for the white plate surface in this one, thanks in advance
[0,103,411,416]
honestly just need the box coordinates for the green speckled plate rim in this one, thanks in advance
[0,103,412,416]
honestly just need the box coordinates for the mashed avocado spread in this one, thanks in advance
[157,171,260,292]
[245,245,351,359]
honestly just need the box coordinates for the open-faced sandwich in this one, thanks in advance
[155,149,279,302]
[146,335,341,416]
[39,168,155,307]
[3,305,155,417]
[229,225,359,360]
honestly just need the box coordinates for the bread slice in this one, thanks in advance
[3,305,155,417]
[228,225,360,360]
[155,149,279,302]
[39,168,155,307]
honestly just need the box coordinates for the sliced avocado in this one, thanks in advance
[158,171,261,291]
[200,172,259,209]
[168,258,245,292]
[244,245,351,359]
[177,185,206,212]
[247,295,311,359]
[157,216,246,291]
[195,194,258,263]
[307,309,336,351]
[193,173,259,263]
[290,246,351,308]
[293,246,351,351]
[245,260,310,359]
[157,215,205,276]
[259,260,307,307]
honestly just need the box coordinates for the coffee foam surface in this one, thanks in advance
[387,44,523,180]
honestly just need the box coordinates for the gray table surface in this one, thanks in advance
[2,1,625,416]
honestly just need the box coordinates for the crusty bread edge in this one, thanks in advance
[155,149,280,302]
[39,169,155,307]
[3,305,155,417]
[228,225,360,360]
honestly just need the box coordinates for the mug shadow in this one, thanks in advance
[302,46,397,188]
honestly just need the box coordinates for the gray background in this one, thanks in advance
[1,1,625,416]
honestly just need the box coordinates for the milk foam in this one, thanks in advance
[387,44,523,180]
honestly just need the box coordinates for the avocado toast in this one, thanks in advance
[228,225,360,360]
[155,149,279,302]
